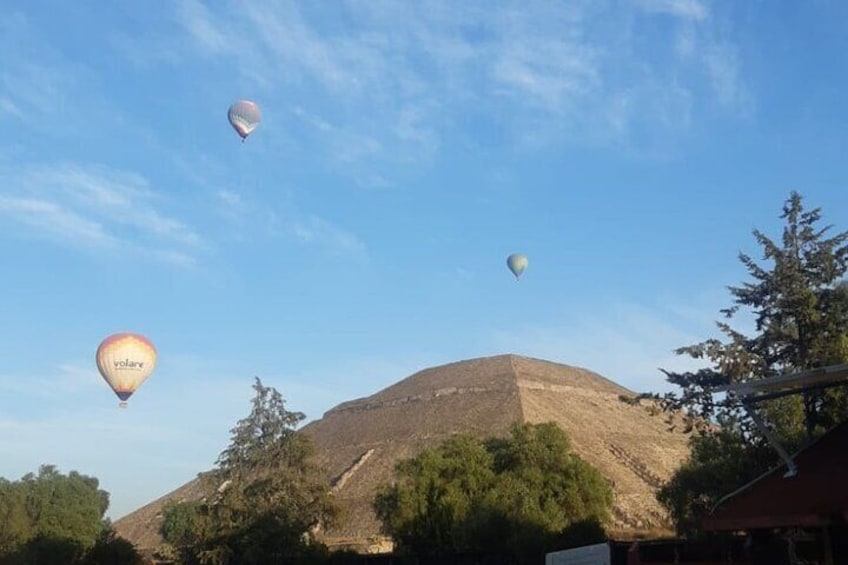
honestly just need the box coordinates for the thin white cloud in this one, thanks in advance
[178,0,234,55]
[703,42,752,112]
[38,166,204,248]
[290,214,368,259]
[291,106,331,131]
[0,196,117,247]
[0,163,205,264]
[0,13,114,138]
[332,131,383,164]
[353,173,392,191]
[141,0,752,167]
[491,36,600,114]
[0,363,104,398]
[0,96,24,119]
[291,105,383,164]
[395,104,440,160]
[146,248,198,267]
[216,189,244,210]
[632,1,751,117]
[0,62,71,126]
[211,187,277,240]
[56,363,107,390]
[210,184,364,256]
[675,22,697,58]
[243,2,364,91]
[636,0,708,21]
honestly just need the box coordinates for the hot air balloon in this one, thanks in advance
[96,333,157,408]
[227,100,261,141]
[506,253,528,280]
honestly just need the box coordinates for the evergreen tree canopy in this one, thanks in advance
[160,377,337,565]
[649,191,848,537]
[655,191,848,437]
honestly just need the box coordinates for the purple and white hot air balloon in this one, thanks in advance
[227,100,261,142]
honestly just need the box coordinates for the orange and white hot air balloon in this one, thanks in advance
[96,333,157,408]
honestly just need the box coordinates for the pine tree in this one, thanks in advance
[655,191,848,438]
[651,191,848,536]
[162,378,337,564]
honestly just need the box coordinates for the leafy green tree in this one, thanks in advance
[161,500,203,548]
[655,423,775,537]
[161,377,338,565]
[486,422,612,528]
[555,518,607,550]
[19,465,108,549]
[374,422,612,563]
[80,527,144,565]
[0,465,108,557]
[649,191,848,536]
[374,434,495,555]
[160,500,206,564]
[0,478,29,555]
[0,466,139,565]
[474,424,611,562]
[3,535,86,565]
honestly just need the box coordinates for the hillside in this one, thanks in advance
[114,354,692,553]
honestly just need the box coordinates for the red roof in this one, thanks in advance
[703,419,848,531]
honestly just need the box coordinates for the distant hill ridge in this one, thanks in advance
[114,354,692,553]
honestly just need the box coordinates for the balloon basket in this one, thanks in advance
[119,401,128,409]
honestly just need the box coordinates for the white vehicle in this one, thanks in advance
[546,542,611,565]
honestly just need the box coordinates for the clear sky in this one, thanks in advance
[1,1,846,520]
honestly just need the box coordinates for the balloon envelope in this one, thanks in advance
[506,253,528,279]
[96,333,157,407]
[227,100,261,140]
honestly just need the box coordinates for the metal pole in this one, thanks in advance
[742,401,798,478]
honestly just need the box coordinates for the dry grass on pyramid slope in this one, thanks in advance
[114,354,692,552]
[509,355,690,534]
[112,473,206,554]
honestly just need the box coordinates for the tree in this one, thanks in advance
[486,422,612,529]
[0,465,108,556]
[374,434,496,555]
[0,466,140,565]
[80,527,144,565]
[2,535,86,565]
[160,377,338,565]
[655,424,775,537]
[374,422,612,563]
[20,465,108,549]
[650,191,848,536]
[160,500,204,564]
[0,478,29,555]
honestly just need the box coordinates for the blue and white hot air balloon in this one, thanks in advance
[506,253,528,280]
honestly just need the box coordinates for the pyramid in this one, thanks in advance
[114,354,692,552]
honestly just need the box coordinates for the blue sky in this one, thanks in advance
[1,0,846,520]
